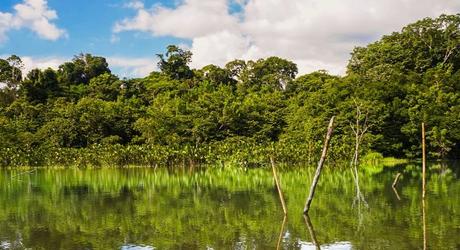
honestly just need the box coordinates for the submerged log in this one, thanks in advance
[304,116,335,214]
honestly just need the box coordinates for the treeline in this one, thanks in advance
[1,14,460,167]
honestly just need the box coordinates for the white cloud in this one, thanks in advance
[190,31,250,68]
[0,0,66,42]
[114,0,460,75]
[114,0,239,38]
[106,56,157,78]
[123,0,144,10]
[1,55,156,79]
[0,12,13,42]
[0,55,64,87]
[20,56,67,74]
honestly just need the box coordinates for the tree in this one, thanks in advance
[87,73,121,101]
[287,70,338,95]
[401,65,460,158]
[21,68,61,103]
[232,57,298,90]
[225,59,247,82]
[0,55,23,105]
[249,57,298,89]
[157,45,193,80]
[0,55,23,89]
[3,13,460,167]
[345,14,460,158]
[348,14,460,76]
[58,54,111,85]
[199,65,235,85]
[3,55,23,89]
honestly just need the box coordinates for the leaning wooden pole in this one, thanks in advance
[304,116,335,214]
[422,122,426,199]
[270,156,288,215]
[392,173,402,188]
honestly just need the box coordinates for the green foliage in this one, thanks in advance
[199,64,235,86]
[2,14,460,167]
[21,68,61,103]
[0,55,23,89]
[87,73,122,101]
[345,14,460,158]
[58,53,111,85]
[157,45,193,80]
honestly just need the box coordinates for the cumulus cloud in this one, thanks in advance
[0,12,13,42]
[2,55,68,76]
[1,55,156,79]
[106,56,157,78]
[114,0,239,38]
[18,56,67,74]
[114,0,460,75]
[0,55,64,87]
[0,0,66,42]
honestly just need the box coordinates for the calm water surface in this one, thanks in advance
[0,163,459,249]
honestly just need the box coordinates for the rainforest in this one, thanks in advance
[1,6,460,250]
[1,14,460,167]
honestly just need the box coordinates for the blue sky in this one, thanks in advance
[1,0,459,78]
[1,0,186,57]
[0,0,190,77]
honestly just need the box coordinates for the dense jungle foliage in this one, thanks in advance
[1,14,460,167]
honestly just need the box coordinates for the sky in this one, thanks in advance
[1,0,460,78]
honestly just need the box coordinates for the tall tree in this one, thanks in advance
[157,45,193,80]
[21,68,61,103]
[58,54,111,85]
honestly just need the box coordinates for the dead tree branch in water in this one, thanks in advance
[304,116,335,214]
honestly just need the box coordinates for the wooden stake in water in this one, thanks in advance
[304,116,335,214]
[421,122,427,249]
[392,172,402,200]
[422,122,426,199]
[270,156,288,215]
[392,173,402,188]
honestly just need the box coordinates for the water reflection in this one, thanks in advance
[0,238,25,250]
[304,215,320,250]
[120,244,155,250]
[0,164,458,249]
[299,241,352,250]
[276,216,287,250]
[422,198,427,250]
[392,186,401,200]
